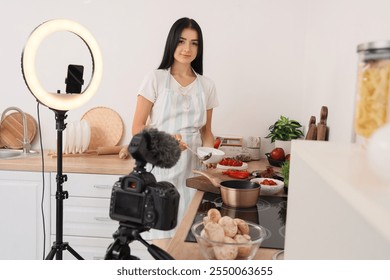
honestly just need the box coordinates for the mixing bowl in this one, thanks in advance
[191,220,266,260]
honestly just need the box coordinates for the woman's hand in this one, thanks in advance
[173,134,187,151]
[205,162,217,169]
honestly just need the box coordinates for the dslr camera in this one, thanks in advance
[109,129,180,231]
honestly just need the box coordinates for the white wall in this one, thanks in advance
[1,0,390,152]
[302,0,390,143]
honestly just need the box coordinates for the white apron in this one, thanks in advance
[141,71,207,240]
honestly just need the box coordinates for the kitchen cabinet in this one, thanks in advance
[0,170,50,260]
[50,173,153,260]
[284,141,390,259]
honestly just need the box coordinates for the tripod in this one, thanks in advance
[104,222,174,260]
[45,110,83,260]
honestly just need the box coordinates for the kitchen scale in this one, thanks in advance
[185,192,287,249]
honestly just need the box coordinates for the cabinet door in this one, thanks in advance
[51,196,118,238]
[0,171,50,260]
[51,173,120,198]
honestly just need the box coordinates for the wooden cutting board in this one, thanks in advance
[81,107,124,150]
[0,112,37,149]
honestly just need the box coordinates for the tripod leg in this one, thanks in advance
[45,246,58,260]
[65,243,84,260]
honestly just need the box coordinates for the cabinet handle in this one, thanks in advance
[93,185,112,189]
[94,217,112,222]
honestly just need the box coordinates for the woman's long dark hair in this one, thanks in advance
[158,17,203,75]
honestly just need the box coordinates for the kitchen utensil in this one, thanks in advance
[0,112,37,149]
[192,170,260,208]
[81,106,124,149]
[316,106,328,141]
[191,220,266,260]
[186,145,212,161]
[305,116,317,140]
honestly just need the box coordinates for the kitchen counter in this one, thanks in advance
[0,150,134,175]
[1,150,283,259]
[166,159,285,260]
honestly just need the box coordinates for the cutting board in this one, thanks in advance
[81,107,124,150]
[186,175,221,194]
[0,112,37,149]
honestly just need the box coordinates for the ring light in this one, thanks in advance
[21,19,103,111]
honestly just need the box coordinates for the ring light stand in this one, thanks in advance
[21,19,103,260]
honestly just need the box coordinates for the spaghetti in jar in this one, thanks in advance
[354,41,390,144]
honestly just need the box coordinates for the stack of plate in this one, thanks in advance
[63,119,91,154]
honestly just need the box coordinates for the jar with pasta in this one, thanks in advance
[354,41,390,145]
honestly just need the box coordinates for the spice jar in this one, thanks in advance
[354,41,390,144]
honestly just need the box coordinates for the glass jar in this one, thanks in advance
[354,41,390,145]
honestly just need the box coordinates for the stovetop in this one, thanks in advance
[185,192,287,249]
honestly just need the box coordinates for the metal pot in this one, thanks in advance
[192,170,260,208]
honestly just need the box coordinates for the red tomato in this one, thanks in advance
[270,148,285,161]
[218,157,243,167]
[214,138,221,149]
[261,179,277,186]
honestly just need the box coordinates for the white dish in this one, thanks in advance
[63,123,69,154]
[216,162,248,170]
[81,119,90,152]
[66,122,75,154]
[74,121,82,153]
[250,178,284,195]
[197,147,225,164]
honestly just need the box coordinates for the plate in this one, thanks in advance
[216,162,248,170]
[66,122,75,154]
[63,123,69,154]
[74,121,82,153]
[81,120,90,152]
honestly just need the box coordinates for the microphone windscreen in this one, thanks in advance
[139,128,181,168]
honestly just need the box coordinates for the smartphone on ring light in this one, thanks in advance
[65,64,84,94]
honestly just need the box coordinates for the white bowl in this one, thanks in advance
[197,147,225,164]
[250,178,284,195]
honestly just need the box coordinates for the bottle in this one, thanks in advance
[354,41,390,145]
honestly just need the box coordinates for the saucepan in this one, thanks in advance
[192,170,261,208]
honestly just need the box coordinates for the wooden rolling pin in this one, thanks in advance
[49,145,130,159]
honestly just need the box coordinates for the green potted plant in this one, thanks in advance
[265,115,304,154]
[280,160,290,193]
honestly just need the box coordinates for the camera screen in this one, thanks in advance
[114,191,145,222]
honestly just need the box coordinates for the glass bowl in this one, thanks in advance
[191,220,266,260]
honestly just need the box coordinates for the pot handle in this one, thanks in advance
[192,169,222,188]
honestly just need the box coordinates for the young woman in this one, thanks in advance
[132,17,219,240]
